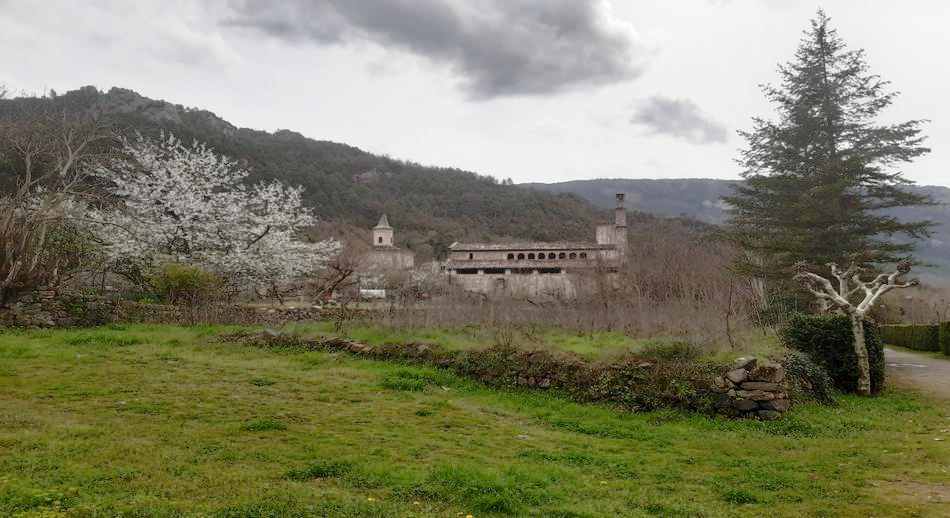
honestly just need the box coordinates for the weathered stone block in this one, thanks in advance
[739,381,782,391]
[757,410,782,420]
[749,361,785,383]
[733,357,757,371]
[736,389,775,401]
[759,399,790,412]
[725,368,748,384]
[732,398,758,412]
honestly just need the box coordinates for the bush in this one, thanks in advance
[940,322,950,356]
[781,350,836,404]
[780,314,884,394]
[879,324,941,352]
[151,263,222,306]
[638,340,702,361]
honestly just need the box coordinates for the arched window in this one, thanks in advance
[378,237,383,244]
[569,252,577,259]
[517,253,525,260]
[558,252,566,259]
[528,253,535,260]
[468,253,474,260]
[507,253,515,260]
[547,253,556,260]
[580,252,588,259]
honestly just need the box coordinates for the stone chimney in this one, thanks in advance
[614,193,627,259]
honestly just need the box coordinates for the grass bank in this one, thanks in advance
[1,324,948,517]
[284,321,781,362]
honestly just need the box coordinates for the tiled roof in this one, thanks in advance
[449,241,614,252]
[373,214,392,229]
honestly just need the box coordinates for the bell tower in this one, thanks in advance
[372,214,394,247]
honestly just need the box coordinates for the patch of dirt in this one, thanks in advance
[885,348,950,400]
[877,479,950,506]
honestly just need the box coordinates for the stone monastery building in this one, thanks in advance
[363,193,629,298]
[444,193,629,298]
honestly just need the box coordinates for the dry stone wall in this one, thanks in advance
[714,357,789,419]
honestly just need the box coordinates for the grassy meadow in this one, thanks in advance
[1,324,949,517]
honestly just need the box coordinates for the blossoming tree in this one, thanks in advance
[89,133,338,293]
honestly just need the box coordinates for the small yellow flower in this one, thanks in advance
[367,497,375,502]
[466,515,474,518]
[413,501,421,505]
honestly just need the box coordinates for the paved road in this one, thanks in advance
[885,347,950,399]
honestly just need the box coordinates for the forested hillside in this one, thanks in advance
[526,178,950,272]
[0,87,611,260]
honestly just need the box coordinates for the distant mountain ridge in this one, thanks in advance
[524,178,950,273]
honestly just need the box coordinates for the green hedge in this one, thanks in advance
[941,322,950,356]
[880,324,941,352]
[780,314,885,395]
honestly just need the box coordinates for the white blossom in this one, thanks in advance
[86,133,339,288]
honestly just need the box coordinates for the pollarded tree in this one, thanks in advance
[794,260,918,395]
[88,133,339,292]
[724,10,933,285]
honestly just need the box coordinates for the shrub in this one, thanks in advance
[879,324,940,352]
[240,418,287,432]
[780,314,884,394]
[940,322,950,356]
[781,350,836,404]
[151,263,222,306]
[380,372,427,392]
[638,340,701,361]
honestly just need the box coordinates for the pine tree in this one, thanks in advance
[724,10,933,285]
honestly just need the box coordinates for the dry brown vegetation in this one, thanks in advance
[369,220,759,348]
[0,107,110,304]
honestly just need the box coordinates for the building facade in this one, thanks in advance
[363,214,415,271]
[444,193,629,298]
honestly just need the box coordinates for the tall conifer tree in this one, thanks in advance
[725,10,933,284]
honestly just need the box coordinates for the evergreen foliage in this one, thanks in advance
[879,324,941,352]
[780,313,885,394]
[724,10,934,281]
[940,322,950,356]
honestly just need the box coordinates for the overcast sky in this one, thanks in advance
[3,0,948,187]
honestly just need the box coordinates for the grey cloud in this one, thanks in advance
[224,0,644,99]
[631,96,728,144]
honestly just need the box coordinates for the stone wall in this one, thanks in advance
[448,270,577,298]
[714,357,789,419]
[364,248,415,270]
[0,292,331,328]
[0,290,115,328]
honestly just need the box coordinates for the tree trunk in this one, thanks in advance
[849,313,872,396]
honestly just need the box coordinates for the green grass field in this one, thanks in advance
[1,325,948,517]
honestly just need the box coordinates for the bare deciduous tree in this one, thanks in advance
[0,108,110,304]
[794,260,919,395]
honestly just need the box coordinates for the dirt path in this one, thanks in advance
[885,347,950,399]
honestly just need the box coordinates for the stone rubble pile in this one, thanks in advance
[714,357,789,420]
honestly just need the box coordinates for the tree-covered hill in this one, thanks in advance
[0,86,612,260]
